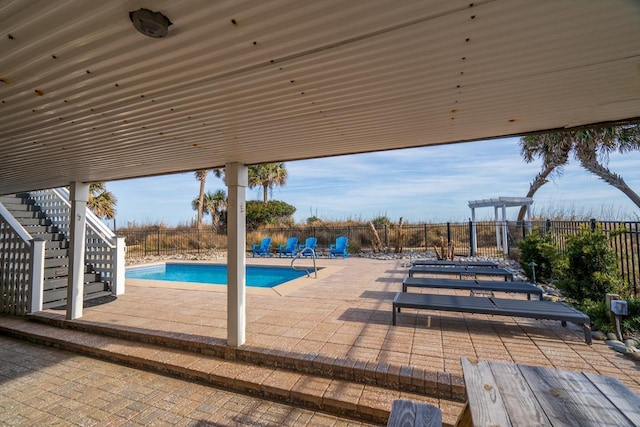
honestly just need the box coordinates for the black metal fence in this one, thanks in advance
[119,222,503,258]
[519,219,640,295]
[118,219,640,293]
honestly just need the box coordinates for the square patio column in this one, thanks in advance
[226,162,248,347]
[67,182,89,320]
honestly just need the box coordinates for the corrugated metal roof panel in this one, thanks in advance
[1,0,639,193]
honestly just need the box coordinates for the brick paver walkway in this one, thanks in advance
[1,256,638,425]
[113,257,639,390]
[0,335,377,426]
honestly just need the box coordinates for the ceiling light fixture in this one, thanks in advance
[129,8,172,38]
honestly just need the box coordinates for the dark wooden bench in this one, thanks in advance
[411,259,498,268]
[392,292,592,344]
[408,266,514,281]
[402,277,543,300]
[387,399,442,427]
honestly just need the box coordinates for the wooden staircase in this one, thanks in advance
[0,193,112,309]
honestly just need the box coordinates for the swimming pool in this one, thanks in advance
[125,263,308,288]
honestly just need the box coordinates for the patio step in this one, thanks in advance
[3,314,466,426]
[27,311,467,402]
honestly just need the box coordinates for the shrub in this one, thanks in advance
[622,296,640,336]
[557,225,624,303]
[306,216,322,225]
[347,239,361,254]
[371,215,391,226]
[579,299,613,333]
[582,296,640,336]
[245,200,296,230]
[518,229,559,283]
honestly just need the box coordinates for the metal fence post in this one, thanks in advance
[446,222,451,244]
[424,224,428,251]
[157,228,160,255]
[590,218,596,231]
[469,219,475,256]
[632,222,639,295]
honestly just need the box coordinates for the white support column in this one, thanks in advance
[29,238,45,313]
[501,205,508,255]
[226,162,248,347]
[67,182,89,320]
[112,236,126,295]
[525,204,533,233]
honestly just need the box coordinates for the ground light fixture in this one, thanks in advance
[528,261,537,284]
[129,8,172,38]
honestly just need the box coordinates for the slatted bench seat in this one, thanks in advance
[392,292,591,344]
[408,266,514,281]
[411,259,498,268]
[402,277,543,300]
[387,399,442,427]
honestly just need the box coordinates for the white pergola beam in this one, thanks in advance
[468,196,534,255]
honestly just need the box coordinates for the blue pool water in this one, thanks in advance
[125,263,307,288]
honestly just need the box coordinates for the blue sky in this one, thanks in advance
[106,137,640,228]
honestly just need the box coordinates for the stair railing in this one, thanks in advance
[0,202,45,315]
[29,188,125,295]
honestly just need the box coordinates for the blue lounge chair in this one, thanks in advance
[278,237,298,257]
[298,237,318,258]
[251,237,272,257]
[329,236,349,258]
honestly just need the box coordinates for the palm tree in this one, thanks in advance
[207,189,227,231]
[192,190,227,231]
[87,182,117,219]
[212,168,225,183]
[248,163,288,203]
[518,124,640,221]
[194,169,209,229]
[517,136,572,221]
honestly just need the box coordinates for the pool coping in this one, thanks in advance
[125,260,344,296]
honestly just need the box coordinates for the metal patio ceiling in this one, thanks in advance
[1,0,639,195]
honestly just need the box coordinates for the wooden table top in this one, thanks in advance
[461,357,640,426]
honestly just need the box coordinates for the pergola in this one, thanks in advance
[1,1,639,347]
[468,196,533,255]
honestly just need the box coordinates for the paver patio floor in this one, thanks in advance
[0,335,378,426]
[1,256,639,425]
[79,257,640,390]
